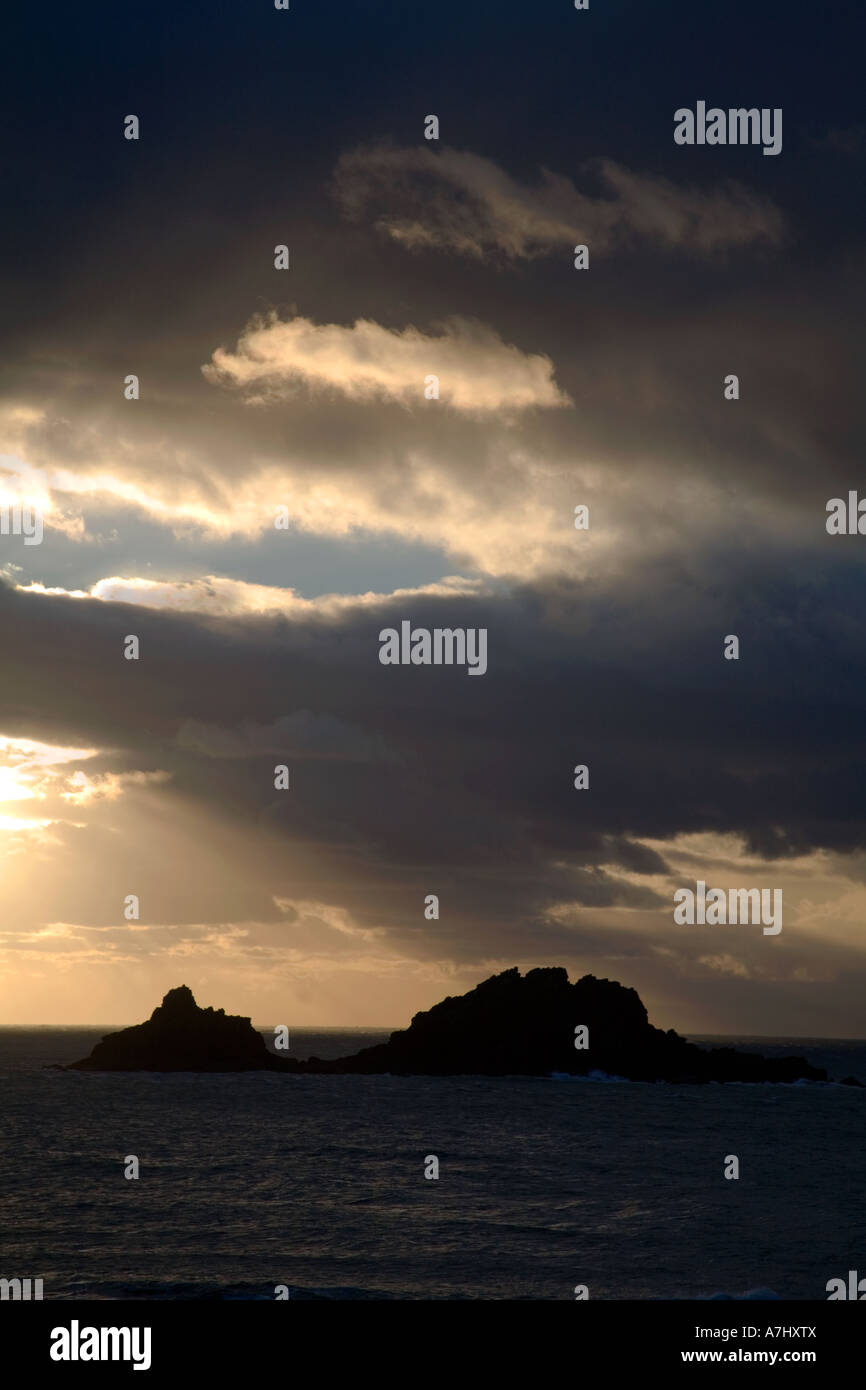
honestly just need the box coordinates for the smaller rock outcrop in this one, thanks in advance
[68,985,292,1072]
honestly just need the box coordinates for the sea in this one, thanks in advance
[0,1028,863,1301]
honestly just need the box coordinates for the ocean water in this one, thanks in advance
[0,1028,863,1301]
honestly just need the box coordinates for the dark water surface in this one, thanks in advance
[0,1030,862,1300]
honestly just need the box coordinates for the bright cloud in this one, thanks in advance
[18,573,486,616]
[202,313,571,412]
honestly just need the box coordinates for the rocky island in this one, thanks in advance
[66,969,844,1083]
[68,985,292,1072]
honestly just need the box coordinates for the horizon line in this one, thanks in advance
[1,1024,865,1043]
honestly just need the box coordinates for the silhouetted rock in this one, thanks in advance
[68,985,292,1072]
[65,971,831,1082]
[291,968,829,1083]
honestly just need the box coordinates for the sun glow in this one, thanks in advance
[0,736,100,827]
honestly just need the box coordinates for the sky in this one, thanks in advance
[1,0,865,1031]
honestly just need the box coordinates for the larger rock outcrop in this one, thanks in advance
[292,967,828,1082]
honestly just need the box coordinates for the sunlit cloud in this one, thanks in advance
[0,736,100,805]
[18,573,486,615]
[0,814,55,832]
[60,769,172,805]
[203,311,571,412]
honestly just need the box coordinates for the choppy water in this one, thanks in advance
[0,1029,863,1300]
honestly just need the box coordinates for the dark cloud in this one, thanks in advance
[333,143,785,260]
[3,545,866,947]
